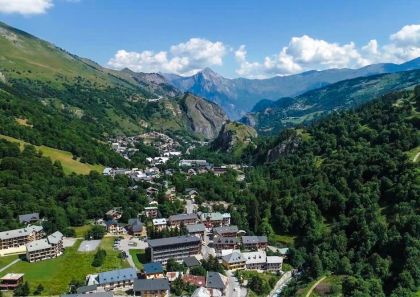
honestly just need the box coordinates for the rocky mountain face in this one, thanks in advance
[180,93,228,139]
[211,121,257,156]
[164,58,420,119]
[242,69,420,135]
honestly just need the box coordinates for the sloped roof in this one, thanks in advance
[186,224,206,233]
[183,256,201,267]
[133,278,170,292]
[143,262,163,274]
[18,213,39,223]
[206,272,226,290]
[222,251,245,264]
[148,235,200,248]
[98,268,137,285]
[241,235,267,244]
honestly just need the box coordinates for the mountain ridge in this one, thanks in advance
[163,57,420,118]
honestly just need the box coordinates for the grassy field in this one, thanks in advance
[407,145,420,162]
[0,134,104,175]
[0,254,18,268]
[71,224,93,238]
[129,249,147,270]
[0,238,129,295]
[296,275,343,297]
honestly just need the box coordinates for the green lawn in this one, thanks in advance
[71,224,93,238]
[407,145,420,163]
[297,275,343,297]
[0,239,129,295]
[129,249,147,270]
[0,134,105,175]
[0,254,19,268]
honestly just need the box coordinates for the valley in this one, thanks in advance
[0,17,419,297]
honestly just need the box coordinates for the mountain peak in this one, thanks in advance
[198,67,221,79]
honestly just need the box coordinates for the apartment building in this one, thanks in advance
[168,213,198,228]
[222,251,246,271]
[214,237,239,251]
[213,225,238,238]
[26,231,64,262]
[0,225,44,250]
[241,236,268,250]
[148,235,201,265]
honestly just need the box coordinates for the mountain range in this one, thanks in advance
[163,58,420,119]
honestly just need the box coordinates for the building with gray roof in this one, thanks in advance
[26,231,63,262]
[61,293,113,297]
[97,268,137,289]
[241,236,268,250]
[206,272,227,291]
[148,235,201,265]
[133,278,170,297]
[18,213,40,224]
[213,225,238,238]
[0,225,44,250]
[168,213,198,227]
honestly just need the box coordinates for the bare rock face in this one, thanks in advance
[181,93,228,140]
[266,131,302,162]
[211,121,257,152]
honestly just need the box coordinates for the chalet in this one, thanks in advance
[127,218,145,237]
[213,225,238,238]
[241,236,268,250]
[186,224,205,239]
[95,268,137,290]
[168,213,198,227]
[0,273,24,290]
[222,251,246,271]
[200,212,223,228]
[242,251,266,270]
[143,262,164,279]
[266,256,283,272]
[214,237,239,251]
[144,207,158,218]
[105,220,126,235]
[133,278,170,297]
[0,225,44,250]
[152,218,167,231]
[105,208,123,220]
[26,231,64,262]
[18,213,40,225]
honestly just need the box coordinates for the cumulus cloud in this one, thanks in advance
[108,38,226,76]
[235,24,420,78]
[0,0,53,15]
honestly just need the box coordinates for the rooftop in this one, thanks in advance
[242,251,267,264]
[133,278,170,292]
[143,262,164,274]
[206,272,226,290]
[18,213,39,223]
[183,256,201,267]
[222,252,245,264]
[168,213,198,222]
[200,212,223,221]
[98,268,137,285]
[0,273,24,280]
[186,223,206,233]
[148,235,200,248]
[153,218,167,225]
[242,235,268,244]
[213,226,238,235]
[0,225,43,240]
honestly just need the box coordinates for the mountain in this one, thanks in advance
[242,69,420,134]
[0,22,227,167]
[211,121,257,157]
[163,58,420,119]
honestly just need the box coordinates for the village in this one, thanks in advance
[0,131,292,297]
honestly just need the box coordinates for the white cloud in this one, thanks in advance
[235,24,420,78]
[0,0,53,15]
[108,38,226,76]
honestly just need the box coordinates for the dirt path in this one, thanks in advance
[413,152,420,162]
[305,276,326,297]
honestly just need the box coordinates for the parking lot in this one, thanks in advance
[114,237,148,269]
[78,240,101,252]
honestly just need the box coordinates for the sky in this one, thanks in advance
[0,0,420,78]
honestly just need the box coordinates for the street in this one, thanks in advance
[116,237,148,270]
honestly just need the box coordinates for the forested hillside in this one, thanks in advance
[178,87,420,296]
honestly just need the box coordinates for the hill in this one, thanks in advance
[164,58,420,119]
[0,22,228,167]
[242,69,420,134]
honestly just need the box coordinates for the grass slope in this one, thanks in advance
[0,135,104,175]
[0,238,129,295]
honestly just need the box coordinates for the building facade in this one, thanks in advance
[148,235,201,265]
[0,225,44,250]
[26,231,64,262]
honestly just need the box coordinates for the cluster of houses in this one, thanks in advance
[103,167,161,182]
[0,213,64,263]
[109,132,182,162]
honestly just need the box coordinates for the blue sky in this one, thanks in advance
[1,0,420,78]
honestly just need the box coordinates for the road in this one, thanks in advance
[225,271,247,297]
[267,271,293,297]
[305,276,326,297]
[0,258,21,273]
[117,237,148,270]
